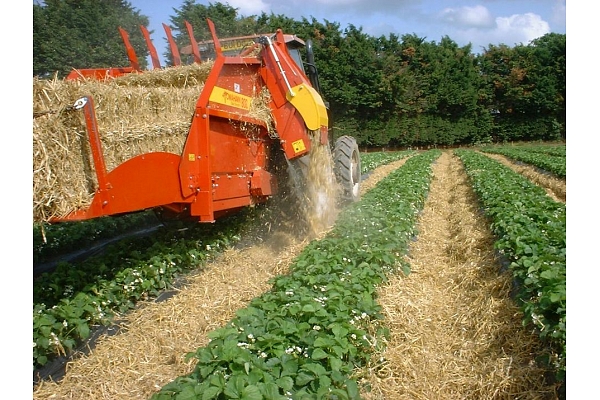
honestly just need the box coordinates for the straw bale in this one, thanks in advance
[32,62,275,222]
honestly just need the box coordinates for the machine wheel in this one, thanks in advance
[333,135,361,203]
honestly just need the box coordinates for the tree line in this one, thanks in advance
[33,0,566,147]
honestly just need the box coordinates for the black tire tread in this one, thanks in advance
[333,135,361,203]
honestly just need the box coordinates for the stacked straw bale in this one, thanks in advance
[33,63,213,222]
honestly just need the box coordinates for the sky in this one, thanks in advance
[128,0,567,67]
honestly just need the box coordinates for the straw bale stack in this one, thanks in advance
[33,63,213,223]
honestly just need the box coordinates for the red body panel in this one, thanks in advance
[59,152,186,221]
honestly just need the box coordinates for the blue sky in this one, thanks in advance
[128,0,566,66]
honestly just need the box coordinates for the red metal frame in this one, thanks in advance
[140,25,161,69]
[66,22,182,81]
[118,27,140,71]
[185,21,202,63]
[53,18,327,224]
[163,23,181,66]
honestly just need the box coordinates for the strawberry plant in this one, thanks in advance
[34,211,159,264]
[479,145,566,178]
[33,209,255,370]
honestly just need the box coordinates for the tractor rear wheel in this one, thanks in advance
[333,135,361,204]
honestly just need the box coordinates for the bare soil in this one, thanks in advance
[33,152,563,399]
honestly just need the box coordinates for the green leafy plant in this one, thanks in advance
[455,149,565,382]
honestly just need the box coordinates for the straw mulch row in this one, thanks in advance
[359,151,560,399]
[33,63,215,223]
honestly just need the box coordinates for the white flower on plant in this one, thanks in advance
[62,320,68,327]
[313,325,321,331]
[49,332,60,346]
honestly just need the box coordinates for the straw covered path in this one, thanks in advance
[33,151,561,399]
[360,151,560,399]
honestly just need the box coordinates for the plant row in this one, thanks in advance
[454,149,566,382]
[478,145,566,178]
[151,150,441,400]
[515,144,566,157]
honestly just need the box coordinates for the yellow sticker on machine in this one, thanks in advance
[209,87,252,110]
[292,139,306,154]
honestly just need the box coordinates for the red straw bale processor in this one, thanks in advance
[53,19,361,224]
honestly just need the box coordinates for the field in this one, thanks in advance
[33,143,566,399]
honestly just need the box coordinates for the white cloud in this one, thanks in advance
[495,13,550,45]
[438,8,552,53]
[439,5,495,29]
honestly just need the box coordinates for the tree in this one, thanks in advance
[477,34,566,141]
[527,33,566,138]
[33,0,149,78]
